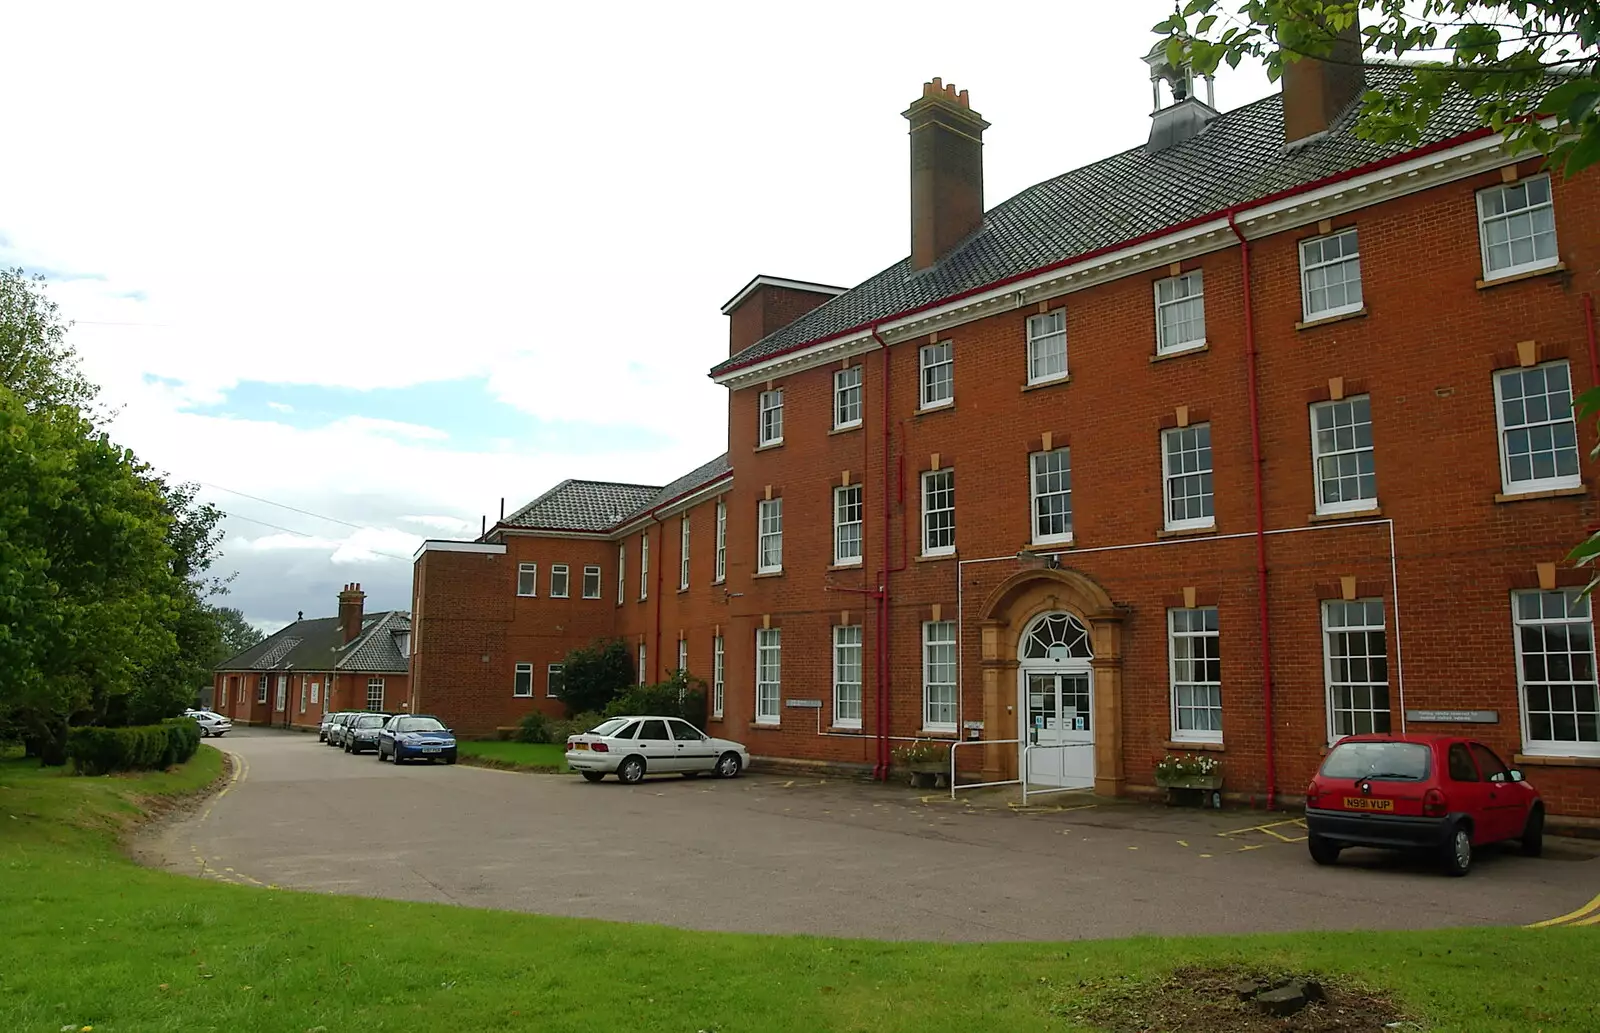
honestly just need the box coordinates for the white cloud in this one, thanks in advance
[266,401,294,413]
[401,514,474,532]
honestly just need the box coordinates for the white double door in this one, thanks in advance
[1021,666,1095,789]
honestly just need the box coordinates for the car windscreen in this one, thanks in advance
[397,719,445,732]
[1321,741,1431,781]
[591,718,630,737]
[354,716,385,729]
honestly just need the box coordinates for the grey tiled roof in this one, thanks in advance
[711,66,1519,377]
[215,610,410,674]
[502,479,660,532]
[499,454,731,533]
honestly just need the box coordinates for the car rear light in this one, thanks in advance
[1305,780,1320,806]
[591,742,609,753]
[1423,788,1448,817]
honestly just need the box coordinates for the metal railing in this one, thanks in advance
[947,738,1023,800]
[1020,741,1096,805]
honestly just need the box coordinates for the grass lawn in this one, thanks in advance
[456,740,570,772]
[1,751,1597,1032]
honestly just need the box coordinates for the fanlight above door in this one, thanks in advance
[1022,612,1093,661]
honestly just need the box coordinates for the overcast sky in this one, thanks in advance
[0,2,1275,632]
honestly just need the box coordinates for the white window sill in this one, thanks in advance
[710,713,724,721]
[832,722,863,732]
[512,694,534,700]
[1296,307,1367,331]
[752,720,781,729]
[754,440,784,452]
[830,422,863,435]
[1156,522,1216,539]
[830,558,864,570]
[1152,341,1208,363]
[1031,536,1074,549]
[917,400,954,415]
[1166,739,1224,752]
[1514,751,1600,768]
[550,595,568,600]
[754,568,784,578]
[917,728,959,738]
[916,551,957,563]
[1021,374,1070,393]
[1495,483,1585,503]
[712,577,727,586]
[1478,261,1565,290]
[516,593,536,599]
[1308,505,1381,523]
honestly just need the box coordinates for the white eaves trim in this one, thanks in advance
[413,540,508,561]
[714,132,1519,390]
[720,275,847,315]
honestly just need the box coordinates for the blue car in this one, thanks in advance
[378,714,457,765]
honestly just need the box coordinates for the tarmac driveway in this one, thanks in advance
[135,728,1600,942]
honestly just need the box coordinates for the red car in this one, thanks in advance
[1304,734,1543,876]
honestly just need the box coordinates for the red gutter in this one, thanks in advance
[872,326,893,780]
[1585,294,1599,392]
[1227,209,1277,811]
[714,127,1497,379]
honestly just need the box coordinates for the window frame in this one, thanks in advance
[1168,607,1222,744]
[833,483,863,566]
[919,341,954,410]
[677,638,688,676]
[1161,423,1215,532]
[758,388,784,447]
[712,634,725,718]
[833,624,863,729]
[1025,309,1068,385]
[256,674,267,704]
[922,620,957,733]
[582,565,601,599]
[513,662,534,698]
[638,533,649,601]
[546,663,564,698]
[1512,589,1600,758]
[755,627,781,726]
[637,642,647,685]
[1322,599,1391,742]
[1477,174,1559,281]
[550,563,570,599]
[834,365,863,430]
[366,677,385,712]
[516,562,537,597]
[1298,227,1363,322]
[616,544,625,605]
[713,500,727,584]
[1154,269,1207,354]
[1309,395,1378,515]
[678,516,690,590]
[757,497,784,574]
[920,468,956,557]
[1028,448,1073,546]
[1493,361,1582,495]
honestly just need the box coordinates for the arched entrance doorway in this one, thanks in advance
[976,567,1126,797]
[1019,612,1095,789]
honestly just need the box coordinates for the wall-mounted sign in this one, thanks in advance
[784,699,822,709]
[1405,709,1498,724]
[962,721,984,730]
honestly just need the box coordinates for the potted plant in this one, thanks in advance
[1153,752,1223,807]
[894,739,950,789]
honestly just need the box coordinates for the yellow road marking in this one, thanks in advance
[1526,892,1600,928]
[1198,853,1213,858]
[1177,840,1189,847]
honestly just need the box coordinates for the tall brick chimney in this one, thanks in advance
[904,79,989,271]
[1281,17,1365,146]
[338,583,366,645]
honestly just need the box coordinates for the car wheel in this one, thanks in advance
[1442,822,1473,876]
[1521,806,1545,858]
[1307,834,1341,866]
[715,752,743,779]
[444,755,456,765]
[394,749,404,765]
[617,756,646,784]
[581,771,605,783]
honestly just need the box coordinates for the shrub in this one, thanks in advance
[67,718,201,776]
[515,710,551,744]
[546,711,604,744]
[558,637,635,716]
[892,739,950,767]
[602,672,709,726]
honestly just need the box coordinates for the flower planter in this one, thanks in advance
[1154,774,1223,791]
[1156,774,1223,808]
[907,762,947,789]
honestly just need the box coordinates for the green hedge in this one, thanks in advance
[67,718,202,776]
[603,682,708,727]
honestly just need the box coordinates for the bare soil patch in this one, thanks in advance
[1061,965,1412,1033]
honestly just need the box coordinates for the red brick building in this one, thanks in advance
[213,584,411,730]
[412,41,1600,820]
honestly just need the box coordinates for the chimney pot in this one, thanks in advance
[904,79,990,271]
[338,582,366,645]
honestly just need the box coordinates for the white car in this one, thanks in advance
[565,716,747,784]
[190,711,232,737]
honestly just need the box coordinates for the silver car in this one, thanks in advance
[565,716,747,784]
[189,711,232,737]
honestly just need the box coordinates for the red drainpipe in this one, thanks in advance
[871,326,892,780]
[1584,294,1599,391]
[1227,209,1277,810]
[653,522,664,683]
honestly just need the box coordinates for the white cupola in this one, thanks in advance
[1142,37,1218,153]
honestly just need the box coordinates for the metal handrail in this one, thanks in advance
[1020,741,1096,805]
[948,737,1023,800]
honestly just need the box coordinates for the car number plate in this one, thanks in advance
[421,747,442,754]
[574,742,589,750]
[1342,796,1394,811]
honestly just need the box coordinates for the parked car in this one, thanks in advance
[326,712,356,747]
[318,712,338,742]
[189,711,232,738]
[342,713,392,755]
[1305,734,1543,876]
[378,715,457,765]
[565,716,747,784]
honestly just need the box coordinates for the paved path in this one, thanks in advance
[135,729,1600,942]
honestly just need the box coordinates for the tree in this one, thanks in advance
[1158,3,1600,174]
[0,267,97,414]
[210,606,265,664]
[0,392,182,763]
[558,637,635,716]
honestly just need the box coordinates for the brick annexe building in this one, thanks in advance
[412,29,1600,821]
